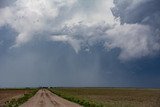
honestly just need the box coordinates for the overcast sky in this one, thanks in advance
[0,0,160,88]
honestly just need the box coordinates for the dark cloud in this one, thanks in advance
[0,0,160,88]
[0,31,160,87]
[0,0,16,8]
[113,0,160,28]
[0,36,118,87]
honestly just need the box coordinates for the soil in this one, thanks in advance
[20,89,81,107]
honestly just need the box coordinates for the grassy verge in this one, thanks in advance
[50,88,103,107]
[50,88,160,107]
[5,89,38,107]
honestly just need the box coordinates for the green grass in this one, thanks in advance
[50,88,160,107]
[5,89,38,107]
[50,88,103,107]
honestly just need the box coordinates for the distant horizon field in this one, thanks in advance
[0,86,160,89]
[50,87,160,107]
[1,88,160,107]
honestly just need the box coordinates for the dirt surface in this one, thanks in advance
[0,89,31,107]
[20,89,81,107]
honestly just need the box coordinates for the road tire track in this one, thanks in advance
[20,89,81,107]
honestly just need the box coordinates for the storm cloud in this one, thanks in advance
[0,0,159,60]
[0,0,160,87]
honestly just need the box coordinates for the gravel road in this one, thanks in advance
[20,89,81,107]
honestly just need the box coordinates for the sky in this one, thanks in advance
[0,0,160,88]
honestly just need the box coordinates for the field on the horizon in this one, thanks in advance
[0,88,160,107]
[51,88,160,107]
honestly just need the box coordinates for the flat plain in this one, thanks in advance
[0,89,32,107]
[51,88,160,107]
[1,88,160,107]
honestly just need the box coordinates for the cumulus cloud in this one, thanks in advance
[0,0,115,51]
[0,0,160,60]
[105,24,160,60]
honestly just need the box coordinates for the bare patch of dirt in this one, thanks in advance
[20,89,81,107]
[0,89,31,107]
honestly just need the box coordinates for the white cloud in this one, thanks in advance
[0,7,13,27]
[0,0,159,60]
[105,23,160,60]
[0,0,115,45]
[0,0,77,46]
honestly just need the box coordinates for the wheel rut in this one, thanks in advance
[20,89,81,107]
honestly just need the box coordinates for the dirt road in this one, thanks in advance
[20,89,81,107]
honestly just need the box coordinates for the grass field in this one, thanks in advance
[51,88,160,107]
[0,88,37,107]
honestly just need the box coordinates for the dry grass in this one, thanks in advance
[51,88,160,107]
[0,89,32,107]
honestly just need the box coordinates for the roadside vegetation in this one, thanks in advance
[0,88,33,107]
[50,88,160,107]
[5,89,38,107]
[50,88,103,107]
